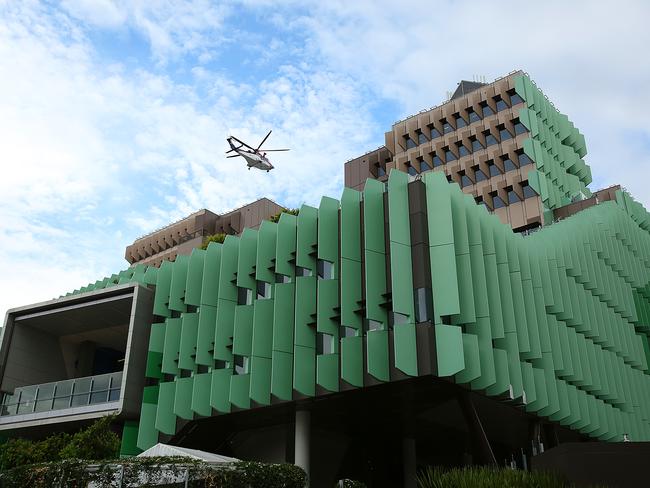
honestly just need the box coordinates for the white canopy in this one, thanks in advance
[136,443,238,464]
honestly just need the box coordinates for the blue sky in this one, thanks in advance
[1,0,650,315]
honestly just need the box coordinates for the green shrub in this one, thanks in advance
[59,415,120,461]
[200,232,226,249]
[269,208,299,223]
[416,466,572,488]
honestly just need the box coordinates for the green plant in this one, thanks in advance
[200,232,226,250]
[416,466,573,488]
[269,208,299,223]
[59,415,120,461]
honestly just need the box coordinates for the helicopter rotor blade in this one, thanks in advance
[256,130,272,151]
[261,149,290,152]
[226,154,241,158]
[230,136,254,150]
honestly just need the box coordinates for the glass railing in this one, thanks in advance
[0,371,122,417]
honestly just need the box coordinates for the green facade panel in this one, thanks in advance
[100,169,650,450]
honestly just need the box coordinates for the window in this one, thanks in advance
[522,183,537,199]
[275,273,291,284]
[237,287,253,305]
[456,142,469,157]
[364,319,383,332]
[296,266,312,277]
[407,164,417,176]
[507,189,521,204]
[446,174,453,182]
[420,160,432,172]
[316,333,334,355]
[256,281,271,299]
[494,95,508,111]
[480,101,494,117]
[444,147,456,162]
[389,312,409,330]
[405,136,417,149]
[234,355,249,375]
[454,113,467,128]
[467,107,481,123]
[340,326,357,338]
[488,160,501,177]
[492,193,506,209]
[414,288,432,322]
[441,118,454,134]
[502,157,517,172]
[317,259,334,280]
[430,127,442,139]
[518,151,533,166]
[471,136,483,152]
[484,131,498,146]
[513,119,527,135]
[499,126,513,141]
[433,153,443,167]
[417,131,428,145]
[474,166,488,182]
[460,173,473,188]
[376,164,386,177]
[509,90,524,106]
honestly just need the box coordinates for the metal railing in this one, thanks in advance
[0,371,122,417]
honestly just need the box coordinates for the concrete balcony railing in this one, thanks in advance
[0,371,122,417]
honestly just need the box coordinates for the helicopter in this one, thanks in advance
[226,130,289,172]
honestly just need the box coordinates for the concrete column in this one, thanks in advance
[402,437,416,488]
[295,409,311,485]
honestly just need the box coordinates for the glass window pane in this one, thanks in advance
[522,185,537,199]
[508,190,520,204]
[92,375,110,392]
[109,372,123,390]
[53,396,72,410]
[108,389,120,402]
[73,378,92,395]
[420,160,432,172]
[519,153,532,166]
[468,109,481,123]
[340,326,357,338]
[481,103,494,117]
[364,319,383,332]
[493,195,506,209]
[71,393,90,407]
[377,165,386,177]
[475,169,488,182]
[503,158,517,172]
[485,134,498,146]
[433,154,443,167]
[17,401,35,414]
[237,287,253,305]
[316,333,334,355]
[418,133,428,144]
[454,114,467,128]
[234,355,249,375]
[36,384,55,401]
[514,122,527,135]
[405,137,417,149]
[488,163,501,177]
[499,128,512,141]
[495,97,508,111]
[317,259,334,280]
[510,93,524,105]
[55,380,74,398]
[407,165,417,176]
[442,120,453,133]
[457,144,469,157]
[415,288,432,323]
[89,390,109,405]
[430,128,441,139]
[444,149,456,162]
[296,266,312,277]
[471,139,483,152]
[256,280,271,299]
[461,175,472,187]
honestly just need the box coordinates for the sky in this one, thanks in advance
[1,0,650,316]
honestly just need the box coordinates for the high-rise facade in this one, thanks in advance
[345,71,591,233]
[1,72,650,487]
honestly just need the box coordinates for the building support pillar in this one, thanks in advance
[402,437,417,488]
[295,409,311,486]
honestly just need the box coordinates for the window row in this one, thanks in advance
[474,181,539,211]
[403,89,525,149]
[404,149,533,178]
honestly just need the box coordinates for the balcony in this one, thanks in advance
[1,371,122,418]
